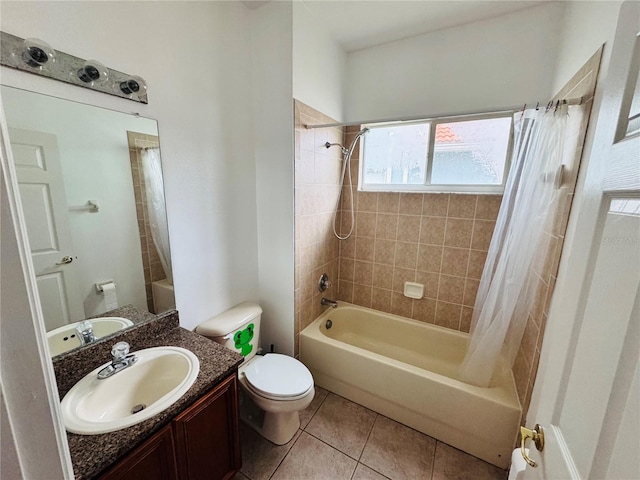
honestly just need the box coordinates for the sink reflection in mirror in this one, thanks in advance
[1,86,175,357]
[61,346,199,434]
[46,317,134,356]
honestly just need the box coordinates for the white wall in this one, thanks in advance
[3,87,156,322]
[551,1,623,95]
[344,2,565,122]
[1,1,260,332]
[293,2,346,121]
[251,2,295,355]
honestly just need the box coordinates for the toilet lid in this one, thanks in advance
[243,354,313,398]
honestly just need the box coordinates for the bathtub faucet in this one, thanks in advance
[321,298,338,308]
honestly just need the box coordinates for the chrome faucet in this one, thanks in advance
[97,342,138,379]
[76,320,96,346]
[321,298,338,308]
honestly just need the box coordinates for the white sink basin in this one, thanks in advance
[47,317,134,356]
[61,346,200,434]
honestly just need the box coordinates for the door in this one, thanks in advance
[9,127,84,330]
[522,3,640,479]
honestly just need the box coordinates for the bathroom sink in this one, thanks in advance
[47,317,134,356]
[61,346,200,434]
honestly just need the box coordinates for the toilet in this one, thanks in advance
[195,301,315,445]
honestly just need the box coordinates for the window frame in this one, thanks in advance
[358,111,515,194]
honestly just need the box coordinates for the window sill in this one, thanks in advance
[358,185,505,194]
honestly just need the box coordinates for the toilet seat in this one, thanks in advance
[242,354,313,401]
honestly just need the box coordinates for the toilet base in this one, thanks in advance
[261,411,300,445]
[238,384,313,445]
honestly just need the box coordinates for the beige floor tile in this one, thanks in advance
[239,423,301,480]
[360,416,436,480]
[233,472,250,480]
[305,393,377,459]
[299,386,329,428]
[352,463,390,480]
[432,443,507,480]
[271,431,357,480]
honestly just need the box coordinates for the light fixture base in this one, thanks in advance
[0,31,148,104]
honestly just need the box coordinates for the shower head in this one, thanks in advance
[325,127,370,157]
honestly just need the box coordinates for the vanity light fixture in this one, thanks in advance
[0,31,149,104]
[119,75,147,99]
[76,60,109,85]
[19,37,55,68]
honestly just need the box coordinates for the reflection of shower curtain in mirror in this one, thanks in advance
[141,148,173,285]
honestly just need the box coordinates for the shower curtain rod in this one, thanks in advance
[303,95,591,129]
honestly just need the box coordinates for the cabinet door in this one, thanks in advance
[173,373,241,480]
[98,425,177,480]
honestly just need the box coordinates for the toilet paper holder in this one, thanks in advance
[95,280,116,294]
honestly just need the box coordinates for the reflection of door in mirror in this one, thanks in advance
[127,132,175,314]
[9,127,85,330]
[2,86,173,332]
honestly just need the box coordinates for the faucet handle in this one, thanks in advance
[76,320,93,334]
[111,342,130,361]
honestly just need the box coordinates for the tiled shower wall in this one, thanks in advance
[336,126,502,333]
[294,100,345,357]
[127,131,166,313]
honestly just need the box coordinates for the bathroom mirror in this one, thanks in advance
[1,85,175,352]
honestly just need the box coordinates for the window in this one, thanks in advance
[359,113,513,193]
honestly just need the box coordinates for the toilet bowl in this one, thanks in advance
[238,353,314,444]
[195,302,315,445]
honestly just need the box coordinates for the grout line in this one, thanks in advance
[304,429,362,462]
[358,413,378,463]
[302,389,329,430]
[430,441,439,480]
[266,430,304,480]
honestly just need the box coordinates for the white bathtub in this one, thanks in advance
[300,302,521,469]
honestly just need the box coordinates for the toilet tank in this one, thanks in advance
[195,301,262,361]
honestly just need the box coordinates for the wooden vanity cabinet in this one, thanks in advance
[173,373,241,480]
[98,425,178,480]
[98,373,240,480]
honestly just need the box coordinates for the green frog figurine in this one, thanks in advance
[234,323,254,356]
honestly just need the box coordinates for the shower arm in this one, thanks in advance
[325,142,349,156]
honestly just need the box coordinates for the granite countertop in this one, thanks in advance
[53,311,243,480]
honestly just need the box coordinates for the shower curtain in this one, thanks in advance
[141,147,173,286]
[459,104,569,387]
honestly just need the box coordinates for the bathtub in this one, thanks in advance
[299,302,521,469]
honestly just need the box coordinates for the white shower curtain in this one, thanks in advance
[459,104,568,387]
[141,147,173,286]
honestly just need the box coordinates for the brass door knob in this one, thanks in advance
[520,424,545,467]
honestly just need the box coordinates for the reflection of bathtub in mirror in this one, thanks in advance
[152,279,175,313]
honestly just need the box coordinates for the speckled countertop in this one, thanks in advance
[53,310,243,480]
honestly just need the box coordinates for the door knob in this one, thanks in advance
[520,424,545,467]
[56,255,73,265]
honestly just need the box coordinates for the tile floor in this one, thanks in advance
[234,387,508,480]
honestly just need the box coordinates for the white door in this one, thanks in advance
[522,3,640,479]
[9,127,85,331]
